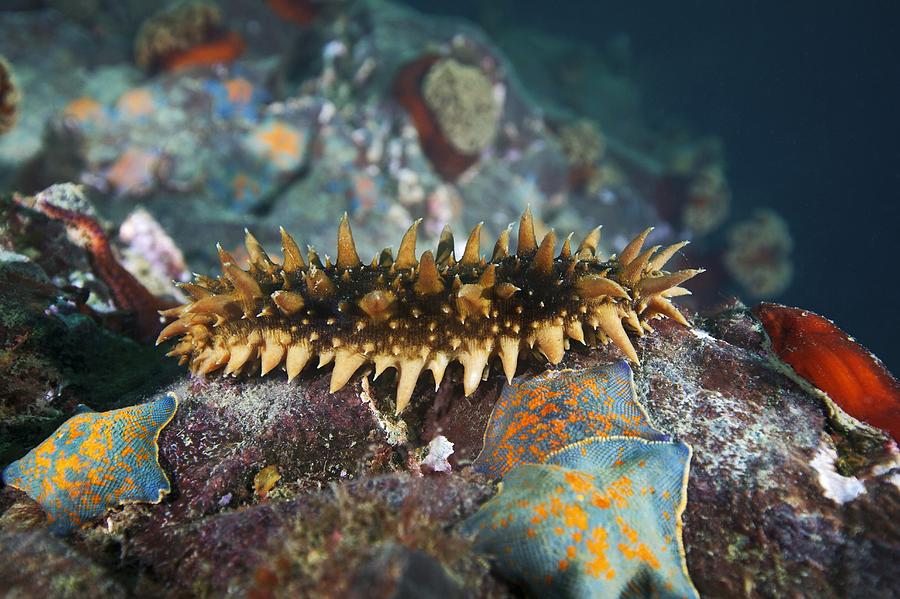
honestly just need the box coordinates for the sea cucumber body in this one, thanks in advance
[158,210,700,413]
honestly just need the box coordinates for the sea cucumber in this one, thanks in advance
[157,209,701,413]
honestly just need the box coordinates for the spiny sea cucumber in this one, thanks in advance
[157,209,701,414]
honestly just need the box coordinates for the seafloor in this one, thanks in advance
[0,1,897,598]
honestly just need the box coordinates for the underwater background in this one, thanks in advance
[0,2,898,597]
[0,0,896,367]
[402,0,900,371]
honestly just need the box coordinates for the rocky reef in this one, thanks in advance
[2,275,897,596]
[0,1,897,598]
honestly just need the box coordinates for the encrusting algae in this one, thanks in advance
[157,209,702,414]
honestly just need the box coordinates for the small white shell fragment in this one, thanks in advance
[421,435,455,473]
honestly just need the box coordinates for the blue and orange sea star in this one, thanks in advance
[2,394,178,533]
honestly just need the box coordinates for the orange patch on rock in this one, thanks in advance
[116,88,156,118]
[63,97,104,123]
[251,120,303,170]
[233,172,261,203]
[225,77,254,103]
[106,147,159,195]
[753,302,900,440]
[162,32,246,72]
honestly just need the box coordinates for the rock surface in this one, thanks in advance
[2,299,898,597]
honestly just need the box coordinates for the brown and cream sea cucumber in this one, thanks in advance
[157,209,701,413]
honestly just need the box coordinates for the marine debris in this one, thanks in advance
[157,209,701,414]
[2,394,178,534]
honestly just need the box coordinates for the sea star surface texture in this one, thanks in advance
[463,436,697,599]
[474,361,669,479]
[2,394,178,533]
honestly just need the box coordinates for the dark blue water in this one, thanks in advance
[405,0,900,372]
